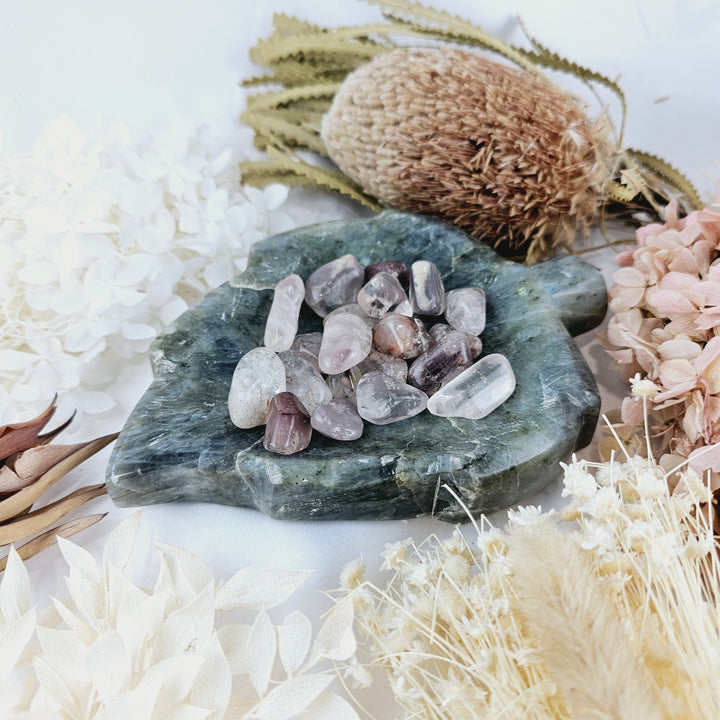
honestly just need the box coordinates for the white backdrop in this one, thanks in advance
[1,0,719,714]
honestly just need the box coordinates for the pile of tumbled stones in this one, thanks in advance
[228,255,515,455]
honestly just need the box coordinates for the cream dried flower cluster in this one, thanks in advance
[601,197,720,467]
[0,117,292,424]
[340,446,720,718]
[0,512,359,719]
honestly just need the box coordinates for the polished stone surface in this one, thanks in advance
[107,211,607,522]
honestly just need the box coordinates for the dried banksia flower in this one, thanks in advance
[241,3,702,261]
[322,47,612,259]
[0,399,117,570]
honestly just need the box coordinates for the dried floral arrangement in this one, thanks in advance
[0,117,291,424]
[0,512,361,718]
[337,389,720,718]
[600,198,720,475]
[0,398,116,570]
[4,392,720,717]
[240,0,701,260]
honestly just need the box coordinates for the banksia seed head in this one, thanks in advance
[321,47,614,260]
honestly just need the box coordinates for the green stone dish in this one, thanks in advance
[106,211,606,522]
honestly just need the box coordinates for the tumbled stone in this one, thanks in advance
[264,274,305,351]
[410,260,445,315]
[228,347,286,429]
[357,271,412,318]
[319,309,372,374]
[311,398,364,441]
[356,350,408,383]
[408,330,473,395]
[445,287,486,336]
[304,254,364,317]
[290,332,323,372]
[365,260,410,290]
[427,353,516,419]
[278,350,332,413]
[429,323,483,358]
[373,313,431,360]
[326,366,362,399]
[356,371,428,425]
[264,392,312,455]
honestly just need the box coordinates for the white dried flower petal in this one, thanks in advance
[215,567,312,611]
[247,609,276,697]
[255,673,334,720]
[0,547,31,624]
[309,599,355,664]
[278,610,312,676]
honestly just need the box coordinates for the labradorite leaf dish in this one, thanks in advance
[106,211,606,522]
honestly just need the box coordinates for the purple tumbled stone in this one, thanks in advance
[372,313,431,360]
[311,398,364,441]
[263,392,312,455]
[408,330,473,395]
[364,260,410,291]
[304,254,364,317]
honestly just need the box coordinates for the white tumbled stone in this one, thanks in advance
[264,274,305,351]
[410,260,445,315]
[228,347,286,428]
[426,353,515,419]
[445,287,486,336]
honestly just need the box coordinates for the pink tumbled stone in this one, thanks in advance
[263,392,312,455]
[372,313,431,360]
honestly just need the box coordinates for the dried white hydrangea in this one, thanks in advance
[0,116,293,423]
[0,512,359,719]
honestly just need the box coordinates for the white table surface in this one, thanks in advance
[1,0,718,714]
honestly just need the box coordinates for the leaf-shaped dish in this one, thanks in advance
[106,211,606,522]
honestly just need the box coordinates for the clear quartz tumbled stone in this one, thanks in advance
[426,353,516,419]
[264,274,305,351]
[445,287,487,336]
[365,260,410,290]
[357,271,412,318]
[372,313,431,359]
[356,350,408,382]
[356,371,428,425]
[410,260,445,315]
[429,323,483,358]
[407,330,473,395]
[304,254,364,317]
[228,347,286,429]
[279,350,332,413]
[319,306,373,374]
[290,332,323,372]
[310,398,364,441]
[263,392,312,455]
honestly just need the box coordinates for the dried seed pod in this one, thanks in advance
[322,47,612,260]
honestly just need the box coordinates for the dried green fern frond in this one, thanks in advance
[241,1,702,260]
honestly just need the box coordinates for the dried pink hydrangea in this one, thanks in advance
[601,195,720,464]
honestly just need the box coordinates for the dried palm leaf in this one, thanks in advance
[0,399,118,568]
